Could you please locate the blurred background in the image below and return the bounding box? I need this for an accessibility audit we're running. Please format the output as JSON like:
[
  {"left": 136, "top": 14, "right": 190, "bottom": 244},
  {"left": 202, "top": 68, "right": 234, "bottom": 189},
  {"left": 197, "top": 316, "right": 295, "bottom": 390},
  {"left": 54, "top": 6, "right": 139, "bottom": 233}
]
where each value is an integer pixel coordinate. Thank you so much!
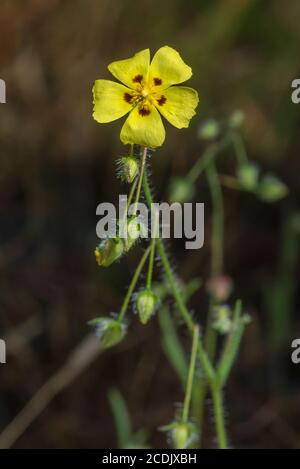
[{"left": 0, "top": 0, "right": 300, "bottom": 449}]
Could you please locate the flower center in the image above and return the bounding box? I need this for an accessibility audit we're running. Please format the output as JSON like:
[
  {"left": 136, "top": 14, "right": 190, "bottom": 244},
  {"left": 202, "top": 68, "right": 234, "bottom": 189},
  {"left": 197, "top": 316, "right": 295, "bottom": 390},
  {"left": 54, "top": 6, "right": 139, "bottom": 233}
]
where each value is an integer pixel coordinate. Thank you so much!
[
  {"left": 123, "top": 75, "right": 167, "bottom": 116},
  {"left": 141, "top": 88, "right": 149, "bottom": 98}
]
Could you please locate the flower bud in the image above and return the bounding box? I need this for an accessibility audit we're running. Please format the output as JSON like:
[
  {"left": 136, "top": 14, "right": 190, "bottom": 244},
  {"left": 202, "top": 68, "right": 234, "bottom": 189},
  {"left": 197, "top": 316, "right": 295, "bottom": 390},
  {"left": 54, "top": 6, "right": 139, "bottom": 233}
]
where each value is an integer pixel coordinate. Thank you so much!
[
  {"left": 160, "top": 422, "right": 198, "bottom": 449},
  {"left": 89, "top": 317, "right": 126, "bottom": 349},
  {"left": 212, "top": 305, "right": 232, "bottom": 334},
  {"left": 126, "top": 216, "right": 147, "bottom": 250},
  {"left": 198, "top": 119, "right": 220, "bottom": 140},
  {"left": 237, "top": 163, "right": 259, "bottom": 191},
  {"left": 228, "top": 110, "right": 245, "bottom": 129},
  {"left": 95, "top": 237, "right": 124, "bottom": 267},
  {"left": 136, "top": 289, "right": 158, "bottom": 324},
  {"left": 257, "top": 174, "right": 288, "bottom": 202},
  {"left": 118, "top": 156, "right": 139, "bottom": 183},
  {"left": 168, "top": 177, "right": 195, "bottom": 203},
  {"left": 206, "top": 275, "right": 233, "bottom": 303}
]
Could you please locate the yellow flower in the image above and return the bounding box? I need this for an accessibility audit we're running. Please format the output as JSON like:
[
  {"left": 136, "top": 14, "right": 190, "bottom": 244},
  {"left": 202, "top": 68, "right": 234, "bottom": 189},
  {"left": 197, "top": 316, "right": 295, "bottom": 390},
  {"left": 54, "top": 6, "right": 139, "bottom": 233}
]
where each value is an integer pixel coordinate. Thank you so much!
[{"left": 92, "top": 46, "right": 199, "bottom": 148}]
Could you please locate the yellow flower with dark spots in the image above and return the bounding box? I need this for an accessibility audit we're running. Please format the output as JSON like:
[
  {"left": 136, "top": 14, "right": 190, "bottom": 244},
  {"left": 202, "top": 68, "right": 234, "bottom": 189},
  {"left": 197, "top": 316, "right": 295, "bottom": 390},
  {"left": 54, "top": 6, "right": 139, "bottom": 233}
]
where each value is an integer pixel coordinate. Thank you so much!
[{"left": 92, "top": 46, "right": 199, "bottom": 148}]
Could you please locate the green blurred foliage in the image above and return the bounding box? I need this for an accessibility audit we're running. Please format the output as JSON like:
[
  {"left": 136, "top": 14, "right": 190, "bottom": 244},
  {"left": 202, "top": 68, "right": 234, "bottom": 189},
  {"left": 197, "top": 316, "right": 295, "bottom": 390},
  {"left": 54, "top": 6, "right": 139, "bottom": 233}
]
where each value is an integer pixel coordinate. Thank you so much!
[{"left": 0, "top": 0, "right": 300, "bottom": 449}]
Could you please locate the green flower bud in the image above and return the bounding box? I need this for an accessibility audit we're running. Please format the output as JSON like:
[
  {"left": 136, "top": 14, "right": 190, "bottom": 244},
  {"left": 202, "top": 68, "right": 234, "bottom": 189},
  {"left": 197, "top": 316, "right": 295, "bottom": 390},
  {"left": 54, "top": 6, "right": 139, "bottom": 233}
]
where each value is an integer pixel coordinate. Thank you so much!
[
  {"left": 198, "top": 119, "right": 220, "bottom": 140},
  {"left": 118, "top": 156, "right": 139, "bottom": 183},
  {"left": 228, "top": 110, "right": 245, "bottom": 129},
  {"left": 237, "top": 163, "right": 259, "bottom": 191},
  {"left": 126, "top": 216, "right": 147, "bottom": 250},
  {"left": 95, "top": 237, "right": 124, "bottom": 267},
  {"left": 168, "top": 177, "right": 195, "bottom": 203},
  {"left": 89, "top": 317, "right": 126, "bottom": 349},
  {"left": 160, "top": 422, "right": 198, "bottom": 449},
  {"left": 257, "top": 174, "right": 288, "bottom": 202},
  {"left": 212, "top": 305, "right": 232, "bottom": 334},
  {"left": 136, "top": 289, "right": 158, "bottom": 324}
]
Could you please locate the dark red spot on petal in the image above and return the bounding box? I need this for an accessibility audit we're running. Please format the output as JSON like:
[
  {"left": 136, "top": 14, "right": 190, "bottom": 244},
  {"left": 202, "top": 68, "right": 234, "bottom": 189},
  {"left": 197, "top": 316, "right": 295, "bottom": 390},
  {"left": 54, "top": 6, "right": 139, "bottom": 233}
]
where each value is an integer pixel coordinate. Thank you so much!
[
  {"left": 157, "top": 95, "right": 166, "bottom": 106},
  {"left": 154, "top": 77, "right": 162, "bottom": 86},
  {"left": 124, "top": 92, "right": 133, "bottom": 103},
  {"left": 133, "top": 74, "right": 143, "bottom": 83},
  {"left": 138, "top": 105, "right": 151, "bottom": 116}
]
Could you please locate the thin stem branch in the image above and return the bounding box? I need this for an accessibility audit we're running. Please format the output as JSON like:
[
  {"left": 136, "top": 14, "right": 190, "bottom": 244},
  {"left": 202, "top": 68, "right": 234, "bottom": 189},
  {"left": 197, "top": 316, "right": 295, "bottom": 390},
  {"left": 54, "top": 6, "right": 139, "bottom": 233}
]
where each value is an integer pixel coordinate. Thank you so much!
[
  {"left": 146, "top": 238, "right": 156, "bottom": 289},
  {"left": 156, "top": 238, "right": 194, "bottom": 331},
  {"left": 231, "top": 131, "right": 248, "bottom": 165},
  {"left": 206, "top": 160, "right": 224, "bottom": 278},
  {"left": 182, "top": 325, "right": 199, "bottom": 424},
  {"left": 127, "top": 177, "right": 138, "bottom": 209},
  {"left": 117, "top": 246, "right": 151, "bottom": 322},
  {"left": 187, "top": 137, "right": 231, "bottom": 184},
  {"left": 132, "top": 146, "right": 147, "bottom": 215},
  {"left": 217, "top": 300, "right": 245, "bottom": 386},
  {"left": 120, "top": 178, "right": 138, "bottom": 247},
  {"left": 211, "top": 385, "right": 228, "bottom": 449}
]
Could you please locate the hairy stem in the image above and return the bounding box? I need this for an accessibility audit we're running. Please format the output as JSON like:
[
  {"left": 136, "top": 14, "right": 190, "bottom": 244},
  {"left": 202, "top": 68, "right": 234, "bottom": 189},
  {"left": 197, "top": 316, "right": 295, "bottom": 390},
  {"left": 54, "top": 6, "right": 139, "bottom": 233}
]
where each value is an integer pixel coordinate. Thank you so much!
[
  {"left": 142, "top": 155, "right": 216, "bottom": 383},
  {"left": 146, "top": 238, "right": 156, "bottom": 289},
  {"left": 211, "top": 384, "right": 228, "bottom": 449},
  {"left": 141, "top": 146, "right": 229, "bottom": 449},
  {"left": 118, "top": 246, "right": 151, "bottom": 322},
  {"left": 182, "top": 325, "right": 199, "bottom": 424},
  {"left": 132, "top": 146, "right": 147, "bottom": 215}
]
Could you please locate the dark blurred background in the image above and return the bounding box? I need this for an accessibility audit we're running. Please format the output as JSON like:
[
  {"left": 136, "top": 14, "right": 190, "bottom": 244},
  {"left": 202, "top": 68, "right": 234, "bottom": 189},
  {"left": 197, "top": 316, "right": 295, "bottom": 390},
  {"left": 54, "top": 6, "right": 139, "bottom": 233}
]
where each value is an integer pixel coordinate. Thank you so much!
[{"left": 0, "top": 0, "right": 300, "bottom": 449}]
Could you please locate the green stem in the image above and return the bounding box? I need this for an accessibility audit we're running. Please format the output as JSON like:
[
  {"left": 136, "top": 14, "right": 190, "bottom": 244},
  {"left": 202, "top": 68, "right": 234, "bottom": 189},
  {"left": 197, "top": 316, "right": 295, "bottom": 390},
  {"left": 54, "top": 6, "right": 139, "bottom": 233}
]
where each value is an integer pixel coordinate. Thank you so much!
[
  {"left": 211, "top": 385, "right": 227, "bottom": 449},
  {"left": 231, "top": 131, "right": 248, "bottom": 165},
  {"left": 120, "top": 177, "right": 138, "bottom": 246},
  {"left": 182, "top": 325, "right": 199, "bottom": 424},
  {"left": 142, "top": 160, "right": 215, "bottom": 382},
  {"left": 187, "top": 138, "right": 230, "bottom": 184},
  {"left": 146, "top": 238, "right": 156, "bottom": 289},
  {"left": 127, "top": 177, "right": 138, "bottom": 209},
  {"left": 206, "top": 160, "right": 224, "bottom": 278},
  {"left": 156, "top": 238, "right": 194, "bottom": 331},
  {"left": 141, "top": 147, "right": 228, "bottom": 449},
  {"left": 217, "top": 300, "right": 245, "bottom": 386},
  {"left": 143, "top": 163, "right": 194, "bottom": 330},
  {"left": 132, "top": 146, "right": 147, "bottom": 215},
  {"left": 117, "top": 246, "right": 151, "bottom": 322},
  {"left": 158, "top": 306, "right": 188, "bottom": 386},
  {"left": 197, "top": 158, "right": 225, "bottom": 441},
  {"left": 204, "top": 159, "right": 224, "bottom": 362}
]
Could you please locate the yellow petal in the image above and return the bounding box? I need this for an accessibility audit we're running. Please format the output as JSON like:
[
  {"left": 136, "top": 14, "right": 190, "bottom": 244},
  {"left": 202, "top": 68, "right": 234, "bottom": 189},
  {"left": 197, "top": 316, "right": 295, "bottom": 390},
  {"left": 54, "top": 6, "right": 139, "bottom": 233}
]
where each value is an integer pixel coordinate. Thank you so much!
[
  {"left": 93, "top": 79, "right": 132, "bottom": 123},
  {"left": 120, "top": 104, "right": 165, "bottom": 148},
  {"left": 108, "top": 49, "right": 150, "bottom": 89},
  {"left": 149, "top": 46, "right": 192, "bottom": 89},
  {"left": 155, "top": 86, "right": 199, "bottom": 129}
]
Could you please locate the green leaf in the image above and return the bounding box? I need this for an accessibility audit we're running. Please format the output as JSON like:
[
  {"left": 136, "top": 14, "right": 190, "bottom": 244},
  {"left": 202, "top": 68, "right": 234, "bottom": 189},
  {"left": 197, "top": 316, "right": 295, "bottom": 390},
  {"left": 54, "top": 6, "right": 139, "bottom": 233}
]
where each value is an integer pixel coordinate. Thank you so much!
[{"left": 108, "top": 388, "right": 132, "bottom": 448}]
